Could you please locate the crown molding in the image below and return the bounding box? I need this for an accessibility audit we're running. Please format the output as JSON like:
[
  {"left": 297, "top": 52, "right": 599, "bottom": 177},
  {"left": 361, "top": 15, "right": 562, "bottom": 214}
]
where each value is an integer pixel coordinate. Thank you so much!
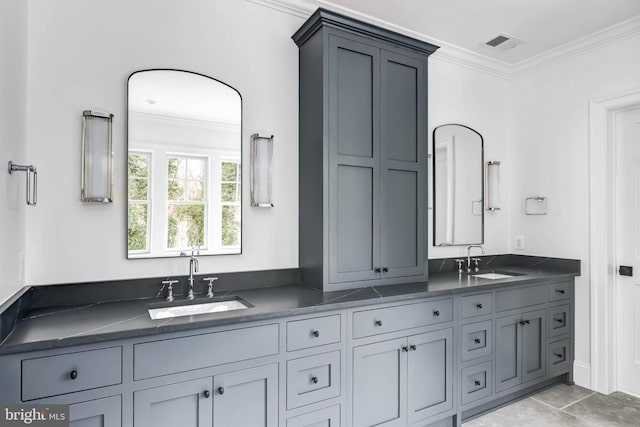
[
  {"left": 245, "top": 0, "right": 315, "bottom": 18},
  {"left": 246, "top": 0, "right": 640, "bottom": 80}
]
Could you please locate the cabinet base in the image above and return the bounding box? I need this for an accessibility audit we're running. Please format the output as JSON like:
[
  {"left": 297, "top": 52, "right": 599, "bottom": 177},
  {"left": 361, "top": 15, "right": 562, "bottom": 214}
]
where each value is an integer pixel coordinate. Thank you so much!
[{"left": 461, "top": 376, "right": 566, "bottom": 422}]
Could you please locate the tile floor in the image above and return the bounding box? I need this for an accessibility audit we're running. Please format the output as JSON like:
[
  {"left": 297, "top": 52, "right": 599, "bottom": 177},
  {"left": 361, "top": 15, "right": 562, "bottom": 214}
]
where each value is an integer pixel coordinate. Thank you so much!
[{"left": 463, "top": 384, "right": 640, "bottom": 426}]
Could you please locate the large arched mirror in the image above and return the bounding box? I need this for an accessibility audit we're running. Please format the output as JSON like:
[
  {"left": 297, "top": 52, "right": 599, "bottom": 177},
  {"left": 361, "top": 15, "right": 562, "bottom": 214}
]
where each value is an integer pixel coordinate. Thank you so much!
[
  {"left": 432, "top": 124, "right": 483, "bottom": 246},
  {"left": 127, "top": 70, "right": 242, "bottom": 258}
]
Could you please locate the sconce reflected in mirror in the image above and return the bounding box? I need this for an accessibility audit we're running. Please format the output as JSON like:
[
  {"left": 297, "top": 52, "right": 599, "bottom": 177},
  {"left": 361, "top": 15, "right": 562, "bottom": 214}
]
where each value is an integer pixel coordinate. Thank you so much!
[
  {"left": 250, "top": 134, "right": 274, "bottom": 207},
  {"left": 81, "top": 110, "right": 114, "bottom": 202},
  {"left": 432, "top": 124, "right": 483, "bottom": 246},
  {"left": 485, "top": 160, "right": 501, "bottom": 211}
]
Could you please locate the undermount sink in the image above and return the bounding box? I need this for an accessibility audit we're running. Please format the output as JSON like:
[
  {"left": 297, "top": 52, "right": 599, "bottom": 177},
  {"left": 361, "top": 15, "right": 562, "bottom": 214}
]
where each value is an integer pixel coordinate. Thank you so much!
[
  {"left": 148, "top": 297, "right": 252, "bottom": 320},
  {"left": 472, "top": 272, "right": 520, "bottom": 280}
]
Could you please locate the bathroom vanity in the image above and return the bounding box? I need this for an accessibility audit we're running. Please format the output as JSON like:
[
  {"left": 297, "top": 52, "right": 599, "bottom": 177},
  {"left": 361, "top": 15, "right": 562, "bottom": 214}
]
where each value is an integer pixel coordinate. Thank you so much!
[{"left": 0, "top": 256, "right": 579, "bottom": 427}]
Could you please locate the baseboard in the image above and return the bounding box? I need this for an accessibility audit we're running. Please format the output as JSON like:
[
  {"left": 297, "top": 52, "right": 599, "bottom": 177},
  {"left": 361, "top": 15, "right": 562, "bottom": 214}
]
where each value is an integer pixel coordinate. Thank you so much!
[{"left": 573, "top": 360, "right": 591, "bottom": 389}]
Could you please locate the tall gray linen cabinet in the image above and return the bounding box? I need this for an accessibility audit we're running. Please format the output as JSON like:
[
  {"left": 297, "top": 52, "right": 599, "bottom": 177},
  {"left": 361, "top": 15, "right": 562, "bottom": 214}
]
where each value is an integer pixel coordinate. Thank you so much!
[{"left": 293, "top": 9, "right": 439, "bottom": 291}]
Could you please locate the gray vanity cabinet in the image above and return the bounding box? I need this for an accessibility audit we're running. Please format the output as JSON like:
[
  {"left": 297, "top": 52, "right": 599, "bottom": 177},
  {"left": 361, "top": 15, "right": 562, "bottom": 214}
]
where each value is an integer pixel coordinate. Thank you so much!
[
  {"left": 134, "top": 377, "right": 213, "bottom": 427},
  {"left": 294, "top": 8, "right": 437, "bottom": 291},
  {"left": 495, "top": 309, "right": 546, "bottom": 392},
  {"left": 70, "top": 395, "right": 122, "bottom": 427},
  {"left": 134, "top": 364, "right": 278, "bottom": 427},
  {"left": 352, "top": 329, "right": 453, "bottom": 427},
  {"left": 213, "top": 364, "right": 279, "bottom": 427},
  {"left": 352, "top": 337, "right": 406, "bottom": 427}
]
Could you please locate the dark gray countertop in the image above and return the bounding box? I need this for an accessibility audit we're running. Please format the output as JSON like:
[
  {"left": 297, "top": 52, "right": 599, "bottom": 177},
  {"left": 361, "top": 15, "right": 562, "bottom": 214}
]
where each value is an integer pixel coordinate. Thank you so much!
[{"left": 0, "top": 258, "right": 579, "bottom": 355}]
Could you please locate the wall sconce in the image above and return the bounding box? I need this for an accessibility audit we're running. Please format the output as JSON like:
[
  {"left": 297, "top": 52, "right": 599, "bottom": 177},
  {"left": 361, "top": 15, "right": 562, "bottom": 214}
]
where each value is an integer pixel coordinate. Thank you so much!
[
  {"left": 485, "top": 160, "right": 501, "bottom": 211},
  {"left": 81, "top": 110, "right": 114, "bottom": 202},
  {"left": 250, "top": 134, "right": 274, "bottom": 207}
]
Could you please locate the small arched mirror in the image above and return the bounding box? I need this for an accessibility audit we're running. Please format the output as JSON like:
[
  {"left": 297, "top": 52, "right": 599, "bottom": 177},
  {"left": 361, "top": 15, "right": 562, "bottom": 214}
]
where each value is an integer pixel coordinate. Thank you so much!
[
  {"left": 127, "top": 70, "right": 242, "bottom": 258},
  {"left": 432, "top": 124, "right": 483, "bottom": 246}
]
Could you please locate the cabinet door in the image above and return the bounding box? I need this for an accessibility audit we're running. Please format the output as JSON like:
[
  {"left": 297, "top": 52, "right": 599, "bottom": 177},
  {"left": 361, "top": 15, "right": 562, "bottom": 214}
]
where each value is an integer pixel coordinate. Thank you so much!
[
  {"left": 406, "top": 329, "right": 453, "bottom": 424},
  {"left": 352, "top": 338, "right": 406, "bottom": 427},
  {"left": 522, "top": 309, "right": 547, "bottom": 383},
  {"left": 495, "top": 314, "right": 522, "bottom": 392},
  {"left": 70, "top": 395, "right": 121, "bottom": 427},
  {"left": 328, "top": 34, "right": 381, "bottom": 284},
  {"left": 213, "top": 364, "right": 278, "bottom": 427},
  {"left": 379, "top": 49, "right": 427, "bottom": 279},
  {"left": 134, "top": 378, "right": 213, "bottom": 427}
]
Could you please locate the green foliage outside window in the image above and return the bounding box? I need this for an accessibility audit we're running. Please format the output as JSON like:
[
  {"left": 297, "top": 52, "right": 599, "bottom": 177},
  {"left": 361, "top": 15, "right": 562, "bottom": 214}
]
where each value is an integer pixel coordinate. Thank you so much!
[
  {"left": 128, "top": 153, "right": 150, "bottom": 251},
  {"left": 221, "top": 161, "right": 241, "bottom": 247},
  {"left": 167, "top": 156, "right": 206, "bottom": 250}
]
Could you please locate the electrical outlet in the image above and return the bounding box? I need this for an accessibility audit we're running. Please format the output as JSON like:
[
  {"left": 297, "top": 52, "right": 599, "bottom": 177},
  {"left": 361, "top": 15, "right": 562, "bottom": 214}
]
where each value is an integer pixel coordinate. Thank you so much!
[{"left": 514, "top": 235, "right": 525, "bottom": 250}]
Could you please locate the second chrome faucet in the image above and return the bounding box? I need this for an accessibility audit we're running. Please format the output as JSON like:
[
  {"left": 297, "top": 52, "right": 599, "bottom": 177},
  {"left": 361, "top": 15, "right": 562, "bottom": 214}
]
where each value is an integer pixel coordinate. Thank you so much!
[{"left": 455, "top": 245, "right": 485, "bottom": 273}]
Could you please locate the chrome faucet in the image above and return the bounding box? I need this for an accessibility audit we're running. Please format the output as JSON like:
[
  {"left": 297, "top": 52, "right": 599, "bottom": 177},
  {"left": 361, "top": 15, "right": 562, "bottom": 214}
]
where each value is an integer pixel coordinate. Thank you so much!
[
  {"left": 466, "top": 245, "right": 485, "bottom": 272},
  {"left": 181, "top": 248, "right": 200, "bottom": 300}
]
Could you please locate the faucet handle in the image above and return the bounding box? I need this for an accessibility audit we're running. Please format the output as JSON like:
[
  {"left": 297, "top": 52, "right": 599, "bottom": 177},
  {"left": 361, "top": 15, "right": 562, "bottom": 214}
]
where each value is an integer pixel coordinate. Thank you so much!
[
  {"left": 162, "top": 280, "right": 179, "bottom": 302},
  {"left": 472, "top": 258, "right": 482, "bottom": 272},
  {"left": 203, "top": 277, "right": 218, "bottom": 298},
  {"left": 454, "top": 259, "right": 465, "bottom": 274}
]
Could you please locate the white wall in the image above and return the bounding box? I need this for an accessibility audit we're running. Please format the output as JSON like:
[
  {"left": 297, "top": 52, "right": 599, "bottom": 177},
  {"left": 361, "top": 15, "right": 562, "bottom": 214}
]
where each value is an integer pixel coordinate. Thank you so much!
[
  {"left": 0, "top": 0, "right": 28, "bottom": 305},
  {"left": 509, "top": 33, "right": 640, "bottom": 387},
  {"left": 24, "top": 0, "right": 302, "bottom": 285},
  {"left": 429, "top": 56, "right": 511, "bottom": 259},
  {"left": 18, "top": 0, "right": 512, "bottom": 287}
]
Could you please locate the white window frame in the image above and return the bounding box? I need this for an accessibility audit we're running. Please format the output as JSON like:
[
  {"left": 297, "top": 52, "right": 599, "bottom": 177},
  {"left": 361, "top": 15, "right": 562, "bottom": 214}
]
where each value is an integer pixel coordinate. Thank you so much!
[{"left": 127, "top": 150, "right": 153, "bottom": 254}]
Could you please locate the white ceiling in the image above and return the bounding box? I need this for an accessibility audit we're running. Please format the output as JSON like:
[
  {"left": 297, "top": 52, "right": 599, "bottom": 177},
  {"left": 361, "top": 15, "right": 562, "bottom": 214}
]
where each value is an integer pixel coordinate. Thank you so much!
[
  {"left": 129, "top": 70, "right": 241, "bottom": 124},
  {"left": 318, "top": 0, "right": 640, "bottom": 64}
]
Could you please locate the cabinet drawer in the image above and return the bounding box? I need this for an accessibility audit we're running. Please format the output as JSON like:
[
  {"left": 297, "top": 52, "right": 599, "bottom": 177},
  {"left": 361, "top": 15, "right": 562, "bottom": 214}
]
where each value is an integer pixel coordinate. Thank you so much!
[
  {"left": 461, "top": 320, "right": 492, "bottom": 362},
  {"left": 548, "top": 339, "right": 572, "bottom": 374},
  {"left": 286, "top": 351, "right": 341, "bottom": 409},
  {"left": 287, "top": 405, "right": 341, "bottom": 427},
  {"left": 496, "top": 285, "right": 546, "bottom": 312},
  {"left": 287, "top": 314, "right": 341, "bottom": 352},
  {"left": 460, "top": 293, "right": 493, "bottom": 318},
  {"left": 548, "top": 304, "right": 571, "bottom": 338},
  {"left": 461, "top": 361, "right": 493, "bottom": 405},
  {"left": 549, "top": 281, "right": 572, "bottom": 302},
  {"left": 134, "top": 324, "right": 279, "bottom": 380},
  {"left": 21, "top": 347, "right": 122, "bottom": 401},
  {"left": 353, "top": 299, "right": 453, "bottom": 339}
]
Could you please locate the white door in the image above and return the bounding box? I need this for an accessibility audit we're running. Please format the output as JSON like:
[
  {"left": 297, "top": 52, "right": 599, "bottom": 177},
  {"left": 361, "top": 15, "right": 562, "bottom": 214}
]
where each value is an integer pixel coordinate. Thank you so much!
[{"left": 615, "top": 106, "right": 640, "bottom": 397}]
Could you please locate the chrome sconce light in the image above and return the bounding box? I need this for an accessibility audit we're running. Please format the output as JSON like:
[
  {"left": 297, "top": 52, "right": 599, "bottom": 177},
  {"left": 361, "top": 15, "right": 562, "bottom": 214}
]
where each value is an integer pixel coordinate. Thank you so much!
[
  {"left": 81, "top": 110, "right": 114, "bottom": 202},
  {"left": 250, "top": 134, "right": 274, "bottom": 207},
  {"left": 485, "top": 160, "right": 501, "bottom": 211}
]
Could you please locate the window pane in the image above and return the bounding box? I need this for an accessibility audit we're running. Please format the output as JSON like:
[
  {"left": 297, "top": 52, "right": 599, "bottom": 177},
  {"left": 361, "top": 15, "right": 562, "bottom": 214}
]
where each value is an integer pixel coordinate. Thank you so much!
[
  {"left": 221, "top": 183, "right": 238, "bottom": 202},
  {"left": 167, "top": 204, "right": 205, "bottom": 249},
  {"left": 128, "top": 178, "right": 148, "bottom": 200},
  {"left": 188, "top": 181, "right": 204, "bottom": 201},
  {"left": 128, "top": 154, "right": 149, "bottom": 178},
  {"left": 221, "top": 162, "right": 238, "bottom": 182},
  {"left": 221, "top": 205, "right": 240, "bottom": 246},
  {"left": 168, "top": 157, "right": 185, "bottom": 180},
  {"left": 128, "top": 204, "right": 148, "bottom": 251},
  {"left": 187, "top": 158, "right": 205, "bottom": 181},
  {"left": 168, "top": 179, "right": 185, "bottom": 201}
]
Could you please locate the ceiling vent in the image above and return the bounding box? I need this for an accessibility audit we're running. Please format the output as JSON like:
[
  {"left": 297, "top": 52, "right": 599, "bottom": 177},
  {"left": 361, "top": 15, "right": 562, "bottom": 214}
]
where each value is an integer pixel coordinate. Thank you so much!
[{"left": 484, "top": 33, "right": 525, "bottom": 51}]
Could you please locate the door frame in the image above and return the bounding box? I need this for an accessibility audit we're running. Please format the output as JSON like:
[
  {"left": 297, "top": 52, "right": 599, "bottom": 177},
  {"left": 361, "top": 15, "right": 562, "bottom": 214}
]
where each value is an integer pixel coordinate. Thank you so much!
[{"left": 588, "top": 87, "right": 640, "bottom": 394}]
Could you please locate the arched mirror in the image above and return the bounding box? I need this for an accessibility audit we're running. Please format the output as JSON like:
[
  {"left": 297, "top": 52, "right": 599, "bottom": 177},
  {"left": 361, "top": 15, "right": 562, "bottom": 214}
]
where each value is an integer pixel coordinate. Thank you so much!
[
  {"left": 432, "top": 124, "right": 483, "bottom": 246},
  {"left": 127, "top": 70, "right": 242, "bottom": 258}
]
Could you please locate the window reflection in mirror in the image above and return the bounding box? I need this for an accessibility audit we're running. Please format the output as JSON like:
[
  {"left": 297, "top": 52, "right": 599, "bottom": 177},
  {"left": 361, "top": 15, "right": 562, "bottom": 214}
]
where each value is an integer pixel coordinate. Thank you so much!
[
  {"left": 432, "top": 124, "right": 483, "bottom": 246},
  {"left": 127, "top": 70, "right": 242, "bottom": 258}
]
